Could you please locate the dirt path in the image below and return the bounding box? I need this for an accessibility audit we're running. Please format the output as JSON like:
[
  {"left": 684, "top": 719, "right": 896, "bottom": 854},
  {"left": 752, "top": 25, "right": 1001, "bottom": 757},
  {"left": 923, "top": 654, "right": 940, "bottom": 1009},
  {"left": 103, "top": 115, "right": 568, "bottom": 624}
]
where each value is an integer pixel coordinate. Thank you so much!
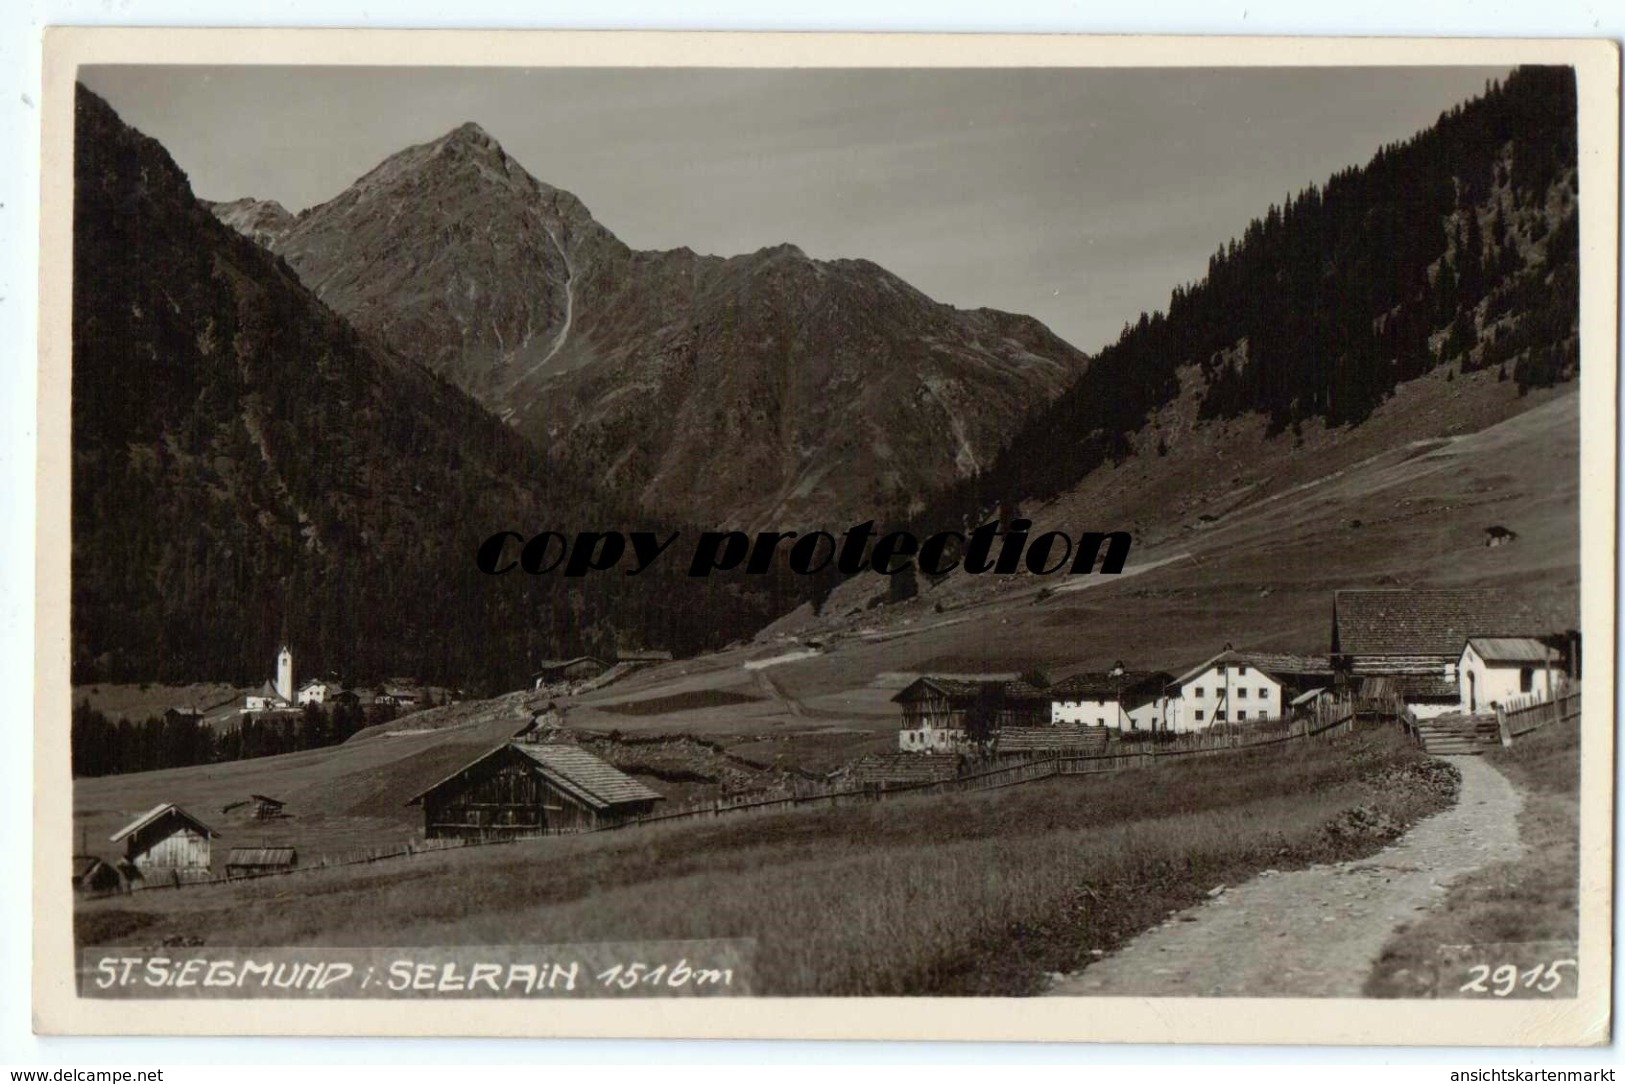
[
  {"left": 752, "top": 667, "right": 806, "bottom": 720},
  {"left": 1046, "top": 756, "right": 1524, "bottom": 998}
]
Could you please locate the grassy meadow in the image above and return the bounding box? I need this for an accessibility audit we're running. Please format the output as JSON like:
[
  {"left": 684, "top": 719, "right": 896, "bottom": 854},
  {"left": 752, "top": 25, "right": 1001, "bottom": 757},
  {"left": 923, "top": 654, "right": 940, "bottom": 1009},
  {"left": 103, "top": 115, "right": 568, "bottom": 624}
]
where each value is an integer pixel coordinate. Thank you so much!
[
  {"left": 79, "top": 727, "right": 1455, "bottom": 995},
  {"left": 1365, "top": 719, "right": 1580, "bottom": 997}
]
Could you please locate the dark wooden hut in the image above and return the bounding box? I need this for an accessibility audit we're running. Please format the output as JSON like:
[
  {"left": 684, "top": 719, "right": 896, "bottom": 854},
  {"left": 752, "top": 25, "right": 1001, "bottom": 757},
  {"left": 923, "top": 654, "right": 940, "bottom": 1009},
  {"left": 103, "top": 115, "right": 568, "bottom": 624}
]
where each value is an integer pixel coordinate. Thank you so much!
[
  {"left": 407, "top": 743, "right": 663, "bottom": 839},
  {"left": 72, "top": 855, "right": 123, "bottom": 895},
  {"left": 220, "top": 794, "right": 287, "bottom": 820}
]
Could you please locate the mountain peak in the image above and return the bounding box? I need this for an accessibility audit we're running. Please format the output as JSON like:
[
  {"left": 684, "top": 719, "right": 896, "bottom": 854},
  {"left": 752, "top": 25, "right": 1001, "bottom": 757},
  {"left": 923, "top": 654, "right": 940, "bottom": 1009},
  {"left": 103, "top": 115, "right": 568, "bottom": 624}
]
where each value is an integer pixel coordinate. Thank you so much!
[
  {"left": 757, "top": 242, "right": 807, "bottom": 261},
  {"left": 204, "top": 196, "right": 296, "bottom": 246},
  {"left": 440, "top": 120, "right": 498, "bottom": 150}
]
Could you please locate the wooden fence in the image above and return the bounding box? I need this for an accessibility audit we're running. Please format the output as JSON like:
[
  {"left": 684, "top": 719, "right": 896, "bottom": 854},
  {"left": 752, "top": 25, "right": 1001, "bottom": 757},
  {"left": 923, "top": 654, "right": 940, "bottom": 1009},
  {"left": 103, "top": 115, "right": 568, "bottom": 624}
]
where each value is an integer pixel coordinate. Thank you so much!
[
  {"left": 1498, "top": 688, "right": 1581, "bottom": 741},
  {"left": 599, "top": 708, "right": 1375, "bottom": 831}
]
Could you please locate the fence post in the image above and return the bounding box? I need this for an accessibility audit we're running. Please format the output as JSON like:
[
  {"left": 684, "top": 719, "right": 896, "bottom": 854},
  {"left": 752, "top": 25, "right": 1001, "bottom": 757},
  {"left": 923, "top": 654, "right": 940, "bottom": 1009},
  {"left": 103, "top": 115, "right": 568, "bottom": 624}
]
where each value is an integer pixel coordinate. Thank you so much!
[{"left": 1495, "top": 705, "right": 1511, "bottom": 747}]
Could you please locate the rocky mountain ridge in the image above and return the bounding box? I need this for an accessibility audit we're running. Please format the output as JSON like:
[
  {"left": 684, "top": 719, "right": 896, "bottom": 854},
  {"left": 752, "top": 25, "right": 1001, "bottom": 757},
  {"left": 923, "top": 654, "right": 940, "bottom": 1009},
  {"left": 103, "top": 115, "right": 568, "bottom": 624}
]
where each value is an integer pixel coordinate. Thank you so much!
[{"left": 214, "top": 123, "right": 1089, "bottom": 527}]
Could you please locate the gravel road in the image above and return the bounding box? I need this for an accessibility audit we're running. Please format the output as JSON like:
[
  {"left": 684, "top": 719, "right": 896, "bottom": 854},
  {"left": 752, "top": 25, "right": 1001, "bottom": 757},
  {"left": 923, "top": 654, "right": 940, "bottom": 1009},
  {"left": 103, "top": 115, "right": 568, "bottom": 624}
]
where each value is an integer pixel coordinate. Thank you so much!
[{"left": 1046, "top": 756, "right": 1524, "bottom": 997}]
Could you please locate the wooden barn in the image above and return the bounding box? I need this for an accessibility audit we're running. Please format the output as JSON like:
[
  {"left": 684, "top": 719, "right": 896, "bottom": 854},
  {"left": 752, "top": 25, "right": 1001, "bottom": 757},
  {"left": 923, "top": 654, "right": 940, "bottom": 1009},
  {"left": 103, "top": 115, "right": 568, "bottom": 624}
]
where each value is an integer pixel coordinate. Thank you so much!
[
  {"left": 1329, "top": 589, "right": 1538, "bottom": 719},
  {"left": 109, "top": 803, "right": 218, "bottom": 884},
  {"left": 893, "top": 677, "right": 1041, "bottom": 728},
  {"left": 408, "top": 743, "right": 664, "bottom": 838},
  {"left": 225, "top": 846, "right": 298, "bottom": 878},
  {"left": 893, "top": 675, "right": 1050, "bottom": 752}
]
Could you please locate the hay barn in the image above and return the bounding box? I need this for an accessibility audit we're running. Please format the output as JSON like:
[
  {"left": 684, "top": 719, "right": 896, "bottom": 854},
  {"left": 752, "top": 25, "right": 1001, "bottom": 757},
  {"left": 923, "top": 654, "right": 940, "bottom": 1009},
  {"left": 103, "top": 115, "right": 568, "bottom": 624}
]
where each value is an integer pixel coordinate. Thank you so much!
[
  {"left": 109, "top": 803, "right": 218, "bottom": 884},
  {"left": 408, "top": 743, "right": 664, "bottom": 838}
]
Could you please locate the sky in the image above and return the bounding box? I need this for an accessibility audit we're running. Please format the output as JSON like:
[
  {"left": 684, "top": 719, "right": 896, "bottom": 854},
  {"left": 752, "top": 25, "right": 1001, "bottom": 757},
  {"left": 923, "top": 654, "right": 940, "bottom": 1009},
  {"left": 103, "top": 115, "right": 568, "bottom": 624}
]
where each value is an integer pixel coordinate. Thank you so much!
[{"left": 80, "top": 64, "right": 1508, "bottom": 353}]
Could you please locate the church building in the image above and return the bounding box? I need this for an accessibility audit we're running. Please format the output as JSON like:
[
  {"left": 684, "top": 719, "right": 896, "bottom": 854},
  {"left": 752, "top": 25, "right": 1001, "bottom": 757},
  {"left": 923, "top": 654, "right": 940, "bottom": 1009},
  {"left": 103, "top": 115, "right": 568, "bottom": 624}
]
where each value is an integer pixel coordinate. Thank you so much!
[{"left": 244, "top": 644, "right": 297, "bottom": 713}]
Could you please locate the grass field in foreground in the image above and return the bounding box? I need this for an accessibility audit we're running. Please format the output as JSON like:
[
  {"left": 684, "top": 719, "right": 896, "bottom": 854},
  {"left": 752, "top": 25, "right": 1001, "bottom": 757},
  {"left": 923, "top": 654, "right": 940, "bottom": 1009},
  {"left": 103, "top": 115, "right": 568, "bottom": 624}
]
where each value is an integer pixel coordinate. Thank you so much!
[
  {"left": 1364, "top": 720, "right": 1580, "bottom": 998},
  {"left": 78, "top": 727, "right": 1455, "bottom": 995}
]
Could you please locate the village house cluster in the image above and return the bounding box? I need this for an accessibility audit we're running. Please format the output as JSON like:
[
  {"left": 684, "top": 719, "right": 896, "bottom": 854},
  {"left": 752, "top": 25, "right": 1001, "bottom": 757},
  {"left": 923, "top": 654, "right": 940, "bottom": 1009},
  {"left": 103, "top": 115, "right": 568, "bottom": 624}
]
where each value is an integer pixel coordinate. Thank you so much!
[
  {"left": 240, "top": 644, "right": 432, "bottom": 718},
  {"left": 892, "top": 588, "right": 1576, "bottom": 754},
  {"left": 75, "top": 588, "right": 1574, "bottom": 897}
]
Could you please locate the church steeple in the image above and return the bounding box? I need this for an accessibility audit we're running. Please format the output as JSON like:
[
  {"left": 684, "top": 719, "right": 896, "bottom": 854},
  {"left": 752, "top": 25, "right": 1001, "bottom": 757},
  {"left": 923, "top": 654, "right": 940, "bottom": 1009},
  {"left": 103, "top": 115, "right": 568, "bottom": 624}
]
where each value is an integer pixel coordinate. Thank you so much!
[
  {"left": 274, "top": 581, "right": 294, "bottom": 703},
  {"left": 276, "top": 644, "right": 294, "bottom": 704}
]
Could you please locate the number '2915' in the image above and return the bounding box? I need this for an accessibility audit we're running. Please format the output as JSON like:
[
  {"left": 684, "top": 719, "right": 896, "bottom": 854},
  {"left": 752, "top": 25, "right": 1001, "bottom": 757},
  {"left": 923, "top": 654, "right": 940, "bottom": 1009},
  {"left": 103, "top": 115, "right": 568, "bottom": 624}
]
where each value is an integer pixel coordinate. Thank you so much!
[{"left": 1459, "top": 958, "right": 1576, "bottom": 996}]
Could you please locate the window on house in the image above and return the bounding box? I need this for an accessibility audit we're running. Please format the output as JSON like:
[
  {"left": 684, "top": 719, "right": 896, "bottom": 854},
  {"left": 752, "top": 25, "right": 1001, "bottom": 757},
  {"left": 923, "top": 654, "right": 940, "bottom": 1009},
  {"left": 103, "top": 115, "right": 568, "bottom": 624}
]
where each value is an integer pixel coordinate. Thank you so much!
[
  {"left": 1237, "top": 710, "right": 1247, "bottom": 721},
  {"left": 1194, "top": 709, "right": 1204, "bottom": 721},
  {"left": 1520, "top": 667, "right": 1534, "bottom": 693},
  {"left": 1258, "top": 688, "right": 1268, "bottom": 699},
  {"left": 1216, "top": 710, "right": 1226, "bottom": 721},
  {"left": 1194, "top": 687, "right": 1204, "bottom": 698},
  {"left": 1237, "top": 688, "right": 1248, "bottom": 698}
]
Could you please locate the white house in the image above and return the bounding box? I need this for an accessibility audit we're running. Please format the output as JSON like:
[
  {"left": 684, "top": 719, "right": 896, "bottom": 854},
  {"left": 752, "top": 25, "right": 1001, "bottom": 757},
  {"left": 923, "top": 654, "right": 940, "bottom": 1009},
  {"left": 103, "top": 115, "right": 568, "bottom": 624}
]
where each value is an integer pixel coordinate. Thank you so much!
[
  {"left": 1164, "top": 650, "right": 1328, "bottom": 732},
  {"left": 1047, "top": 665, "right": 1171, "bottom": 731},
  {"left": 1458, "top": 637, "right": 1560, "bottom": 714}
]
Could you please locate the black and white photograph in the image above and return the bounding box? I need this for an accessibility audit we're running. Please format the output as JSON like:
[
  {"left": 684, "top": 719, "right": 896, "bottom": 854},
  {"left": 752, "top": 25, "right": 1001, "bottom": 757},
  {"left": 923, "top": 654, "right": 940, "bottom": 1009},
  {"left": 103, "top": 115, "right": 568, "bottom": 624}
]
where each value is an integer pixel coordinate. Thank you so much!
[{"left": 29, "top": 29, "right": 1618, "bottom": 1044}]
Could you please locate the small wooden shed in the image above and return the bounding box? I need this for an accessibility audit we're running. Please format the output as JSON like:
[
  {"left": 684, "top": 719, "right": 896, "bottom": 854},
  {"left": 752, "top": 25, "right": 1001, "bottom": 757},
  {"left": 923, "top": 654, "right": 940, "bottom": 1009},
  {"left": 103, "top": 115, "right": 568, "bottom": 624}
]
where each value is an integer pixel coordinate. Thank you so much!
[
  {"left": 109, "top": 803, "right": 218, "bottom": 884},
  {"left": 220, "top": 794, "right": 287, "bottom": 820}
]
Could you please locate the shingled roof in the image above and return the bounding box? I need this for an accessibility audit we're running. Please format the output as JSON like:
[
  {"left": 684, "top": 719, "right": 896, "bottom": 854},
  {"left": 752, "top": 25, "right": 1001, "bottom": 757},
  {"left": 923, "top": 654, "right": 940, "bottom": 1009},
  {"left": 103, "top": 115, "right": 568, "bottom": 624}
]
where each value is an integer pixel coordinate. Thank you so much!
[
  {"left": 1171, "top": 649, "right": 1333, "bottom": 687},
  {"left": 1049, "top": 670, "right": 1171, "bottom": 701},
  {"left": 994, "top": 726, "right": 1112, "bottom": 754},
  {"left": 840, "top": 754, "right": 962, "bottom": 787},
  {"left": 1332, "top": 589, "right": 1520, "bottom": 657},
  {"left": 225, "top": 847, "right": 297, "bottom": 868},
  {"left": 109, "top": 803, "right": 219, "bottom": 844},
  {"left": 407, "top": 743, "right": 664, "bottom": 810},
  {"left": 1467, "top": 637, "right": 1559, "bottom": 664},
  {"left": 891, "top": 675, "right": 1006, "bottom": 703},
  {"left": 1358, "top": 673, "right": 1459, "bottom": 700}
]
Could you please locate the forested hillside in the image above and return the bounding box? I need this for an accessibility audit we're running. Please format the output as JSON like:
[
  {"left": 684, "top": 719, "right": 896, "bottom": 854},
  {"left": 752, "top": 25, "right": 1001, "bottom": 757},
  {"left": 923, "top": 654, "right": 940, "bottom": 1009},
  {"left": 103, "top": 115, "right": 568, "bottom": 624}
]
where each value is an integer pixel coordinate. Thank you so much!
[{"left": 927, "top": 66, "right": 1579, "bottom": 518}]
